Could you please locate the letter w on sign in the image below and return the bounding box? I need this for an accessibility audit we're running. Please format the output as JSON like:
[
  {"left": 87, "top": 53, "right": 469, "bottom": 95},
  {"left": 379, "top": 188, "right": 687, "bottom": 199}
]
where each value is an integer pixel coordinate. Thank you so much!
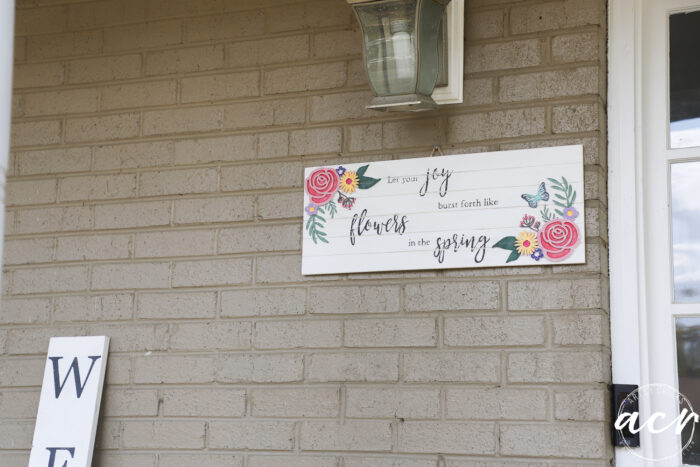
[{"left": 29, "top": 336, "right": 109, "bottom": 467}]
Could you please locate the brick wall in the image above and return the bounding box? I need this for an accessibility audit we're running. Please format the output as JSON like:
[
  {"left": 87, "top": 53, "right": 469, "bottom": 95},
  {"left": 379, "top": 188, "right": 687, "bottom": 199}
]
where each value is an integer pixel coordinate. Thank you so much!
[{"left": 2, "top": 0, "right": 611, "bottom": 465}]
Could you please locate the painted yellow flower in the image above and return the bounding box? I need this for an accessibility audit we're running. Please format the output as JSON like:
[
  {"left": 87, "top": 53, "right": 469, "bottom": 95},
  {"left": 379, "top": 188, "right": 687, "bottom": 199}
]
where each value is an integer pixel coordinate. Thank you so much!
[
  {"left": 515, "top": 230, "right": 538, "bottom": 256},
  {"left": 339, "top": 171, "right": 359, "bottom": 193}
]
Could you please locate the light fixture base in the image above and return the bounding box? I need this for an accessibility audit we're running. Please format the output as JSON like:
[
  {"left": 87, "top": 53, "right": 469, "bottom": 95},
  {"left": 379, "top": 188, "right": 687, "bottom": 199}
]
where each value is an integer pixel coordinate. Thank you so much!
[{"left": 367, "top": 93, "right": 438, "bottom": 112}]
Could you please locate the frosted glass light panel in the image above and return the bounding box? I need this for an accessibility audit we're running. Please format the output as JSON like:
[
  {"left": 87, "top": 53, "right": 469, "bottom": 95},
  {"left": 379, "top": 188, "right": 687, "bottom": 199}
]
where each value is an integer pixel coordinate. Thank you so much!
[
  {"left": 670, "top": 11, "right": 700, "bottom": 148},
  {"left": 671, "top": 161, "right": 700, "bottom": 302},
  {"left": 675, "top": 317, "right": 700, "bottom": 465}
]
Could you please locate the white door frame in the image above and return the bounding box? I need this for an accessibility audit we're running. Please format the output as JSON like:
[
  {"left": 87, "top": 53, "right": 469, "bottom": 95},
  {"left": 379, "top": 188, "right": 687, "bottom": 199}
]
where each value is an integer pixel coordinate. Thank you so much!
[{"left": 609, "top": 0, "right": 700, "bottom": 464}]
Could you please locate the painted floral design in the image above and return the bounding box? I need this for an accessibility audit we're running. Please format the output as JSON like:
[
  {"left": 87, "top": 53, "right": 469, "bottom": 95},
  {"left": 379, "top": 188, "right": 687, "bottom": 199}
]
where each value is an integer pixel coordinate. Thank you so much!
[
  {"left": 493, "top": 176, "right": 581, "bottom": 263},
  {"left": 304, "top": 164, "right": 380, "bottom": 244}
]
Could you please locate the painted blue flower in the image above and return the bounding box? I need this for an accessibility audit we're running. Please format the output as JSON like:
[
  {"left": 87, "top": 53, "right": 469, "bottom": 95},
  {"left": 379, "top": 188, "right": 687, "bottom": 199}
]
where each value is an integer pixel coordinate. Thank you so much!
[
  {"left": 562, "top": 206, "right": 579, "bottom": 220},
  {"left": 305, "top": 203, "right": 319, "bottom": 216},
  {"left": 531, "top": 248, "right": 544, "bottom": 261},
  {"left": 336, "top": 166, "right": 346, "bottom": 176}
]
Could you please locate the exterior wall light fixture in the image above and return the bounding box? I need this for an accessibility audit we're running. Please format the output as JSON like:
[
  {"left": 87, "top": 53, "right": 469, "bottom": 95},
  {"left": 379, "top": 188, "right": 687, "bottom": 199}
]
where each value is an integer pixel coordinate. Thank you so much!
[{"left": 348, "top": 0, "right": 464, "bottom": 112}]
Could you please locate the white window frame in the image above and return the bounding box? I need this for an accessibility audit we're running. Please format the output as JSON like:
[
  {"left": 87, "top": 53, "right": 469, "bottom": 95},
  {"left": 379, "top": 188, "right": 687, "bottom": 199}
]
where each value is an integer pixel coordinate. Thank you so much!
[{"left": 431, "top": 0, "right": 464, "bottom": 105}]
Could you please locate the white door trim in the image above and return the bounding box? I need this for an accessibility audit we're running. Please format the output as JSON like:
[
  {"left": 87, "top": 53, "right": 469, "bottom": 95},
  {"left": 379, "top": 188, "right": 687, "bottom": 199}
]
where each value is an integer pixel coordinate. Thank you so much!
[{"left": 608, "top": 0, "right": 656, "bottom": 464}]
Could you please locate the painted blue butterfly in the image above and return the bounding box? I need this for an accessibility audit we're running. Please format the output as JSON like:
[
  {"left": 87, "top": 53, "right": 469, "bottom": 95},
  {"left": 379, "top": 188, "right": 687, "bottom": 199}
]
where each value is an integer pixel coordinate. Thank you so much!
[{"left": 521, "top": 182, "right": 549, "bottom": 208}]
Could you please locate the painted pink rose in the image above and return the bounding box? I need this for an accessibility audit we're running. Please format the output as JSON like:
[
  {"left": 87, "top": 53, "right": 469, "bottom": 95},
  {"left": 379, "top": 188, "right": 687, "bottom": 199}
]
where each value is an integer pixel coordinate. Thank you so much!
[
  {"left": 306, "top": 168, "right": 340, "bottom": 205},
  {"left": 538, "top": 219, "right": 580, "bottom": 261}
]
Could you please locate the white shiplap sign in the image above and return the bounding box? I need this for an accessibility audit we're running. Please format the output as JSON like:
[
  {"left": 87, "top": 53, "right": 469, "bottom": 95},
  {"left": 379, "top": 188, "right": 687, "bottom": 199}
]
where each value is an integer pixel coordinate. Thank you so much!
[
  {"left": 29, "top": 336, "right": 109, "bottom": 467},
  {"left": 302, "top": 145, "right": 585, "bottom": 275}
]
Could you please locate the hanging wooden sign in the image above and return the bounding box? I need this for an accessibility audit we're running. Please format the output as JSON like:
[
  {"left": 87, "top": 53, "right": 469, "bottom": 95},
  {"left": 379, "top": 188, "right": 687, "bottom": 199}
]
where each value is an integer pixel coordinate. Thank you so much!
[
  {"left": 302, "top": 145, "right": 585, "bottom": 275},
  {"left": 29, "top": 336, "right": 109, "bottom": 467}
]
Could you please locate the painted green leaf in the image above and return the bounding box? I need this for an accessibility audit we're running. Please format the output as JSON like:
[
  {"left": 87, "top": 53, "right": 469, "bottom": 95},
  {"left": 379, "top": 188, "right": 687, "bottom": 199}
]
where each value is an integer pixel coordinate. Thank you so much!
[
  {"left": 358, "top": 176, "right": 381, "bottom": 189},
  {"left": 356, "top": 164, "right": 369, "bottom": 177},
  {"left": 570, "top": 191, "right": 576, "bottom": 205},
  {"left": 493, "top": 236, "right": 517, "bottom": 250},
  {"left": 506, "top": 250, "right": 521, "bottom": 263},
  {"left": 555, "top": 209, "right": 564, "bottom": 216}
]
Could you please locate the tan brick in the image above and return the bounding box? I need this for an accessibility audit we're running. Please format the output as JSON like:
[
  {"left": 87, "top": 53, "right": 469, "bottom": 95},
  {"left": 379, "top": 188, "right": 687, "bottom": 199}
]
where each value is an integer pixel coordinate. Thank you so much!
[
  {"left": 500, "top": 422, "right": 605, "bottom": 458},
  {"left": 446, "top": 387, "right": 548, "bottom": 420},
  {"left": 103, "top": 389, "right": 158, "bottom": 417},
  {"left": 68, "top": 54, "right": 141, "bottom": 84},
  {"left": 553, "top": 103, "right": 600, "bottom": 133},
  {"left": 139, "top": 167, "right": 218, "bottom": 196},
  {"left": 510, "top": 0, "right": 601, "bottom": 35},
  {"left": 181, "top": 71, "right": 260, "bottom": 103},
  {"left": 249, "top": 456, "right": 336, "bottom": 467},
  {"left": 27, "top": 30, "right": 102, "bottom": 60},
  {"left": 54, "top": 294, "right": 133, "bottom": 322},
  {"left": 447, "top": 108, "right": 546, "bottom": 143},
  {"left": 11, "top": 120, "right": 62, "bottom": 147},
  {"left": 12, "top": 265, "right": 88, "bottom": 294},
  {"left": 122, "top": 421, "right": 205, "bottom": 449},
  {"left": 310, "top": 90, "right": 375, "bottom": 122},
  {"left": 67, "top": 0, "right": 145, "bottom": 29},
  {"left": 403, "top": 351, "right": 500, "bottom": 383},
  {"left": 59, "top": 174, "right": 137, "bottom": 201},
  {"left": 405, "top": 282, "right": 500, "bottom": 312},
  {"left": 216, "top": 353, "right": 303, "bottom": 383},
  {"left": 0, "top": 421, "right": 34, "bottom": 449},
  {"left": 94, "top": 200, "right": 171, "bottom": 229},
  {"left": 382, "top": 119, "right": 443, "bottom": 149},
  {"left": 94, "top": 141, "right": 173, "bottom": 170},
  {"left": 146, "top": 44, "right": 224, "bottom": 75},
  {"left": 310, "top": 285, "right": 400, "bottom": 314},
  {"left": 104, "top": 20, "right": 182, "bottom": 52},
  {"left": 228, "top": 35, "right": 310, "bottom": 67},
  {"left": 344, "top": 458, "right": 435, "bottom": 467},
  {"left": 24, "top": 88, "right": 99, "bottom": 116},
  {"left": 0, "top": 389, "right": 40, "bottom": 418},
  {"left": 17, "top": 147, "right": 92, "bottom": 175},
  {"left": 134, "top": 354, "right": 215, "bottom": 383},
  {"left": 466, "top": 9, "right": 505, "bottom": 40},
  {"left": 307, "top": 352, "right": 398, "bottom": 382},
  {"left": 264, "top": 62, "right": 346, "bottom": 94},
  {"left": 143, "top": 106, "right": 223, "bottom": 136},
  {"left": 6, "top": 179, "right": 56, "bottom": 206},
  {"left": 221, "top": 288, "right": 306, "bottom": 318},
  {"left": 135, "top": 230, "right": 214, "bottom": 257},
  {"left": 174, "top": 134, "right": 256, "bottom": 165},
  {"left": 88, "top": 322, "right": 168, "bottom": 352},
  {"left": 258, "top": 192, "right": 304, "bottom": 220},
  {"left": 143, "top": 0, "right": 228, "bottom": 19},
  {"left": 101, "top": 80, "right": 177, "bottom": 110},
  {"left": 92, "top": 262, "right": 170, "bottom": 290},
  {"left": 94, "top": 419, "right": 121, "bottom": 449},
  {"left": 466, "top": 39, "right": 544, "bottom": 73},
  {"left": 65, "top": 113, "right": 140, "bottom": 143},
  {"left": 258, "top": 131, "right": 289, "bottom": 158},
  {"left": 301, "top": 421, "right": 391, "bottom": 452},
  {"left": 0, "top": 357, "right": 45, "bottom": 387},
  {"left": 348, "top": 123, "right": 382, "bottom": 152},
  {"left": 444, "top": 316, "right": 545, "bottom": 346},
  {"left": 137, "top": 292, "right": 215, "bottom": 319},
  {"left": 223, "top": 98, "right": 306, "bottom": 130},
  {"left": 14, "top": 36, "right": 26, "bottom": 62},
  {"left": 0, "top": 298, "right": 51, "bottom": 324},
  {"left": 313, "top": 29, "right": 362, "bottom": 58},
  {"left": 173, "top": 195, "right": 255, "bottom": 225},
  {"left": 221, "top": 161, "right": 302, "bottom": 191},
  {"left": 554, "top": 388, "right": 606, "bottom": 421},
  {"left": 13, "top": 62, "right": 64, "bottom": 89},
  {"left": 209, "top": 420, "right": 295, "bottom": 450},
  {"left": 159, "top": 454, "right": 242, "bottom": 467},
  {"left": 290, "top": 127, "right": 342, "bottom": 155},
  {"left": 267, "top": 1, "right": 353, "bottom": 32},
  {"left": 257, "top": 255, "right": 341, "bottom": 284},
  {"left": 345, "top": 318, "right": 436, "bottom": 347},
  {"left": 3, "top": 238, "right": 54, "bottom": 265},
  {"left": 252, "top": 387, "right": 340, "bottom": 418},
  {"left": 16, "top": 205, "right": 92, "bottom": 234},
  {"left": 507, "top": 351, "right": 607, "bottom": 383},
  {"left": 172, "top": 258, "right": 252, "bottom": 287},
  {"left": 553, "top": 313, "right": 606, "bottom": 345},
  {"left": 218, "top": 224, "right": 300, "bottom": 254},
  {"left": 169, "top": 322, "right": 252, "bottom": 351},
  {"left": 16, "top": 6, "right": 68, "bottom": 36},
  {"left": 346, "top": 387, "right": 440, "bottom": 419},
  {"left": 508, "top": 279, "right": 601, "bottom": 310},
  {"left": 185, "top": 10, "right": 264, "bottom": 42},
  {"left": 499, "top": 67, "right": 598, "bottom": 103},
  {"left": 95, "top": 454, "right": 155, "bottom": 467},
  {"left": 56, "top": 234, "right": 131, "bottom": 261},
  {"left": 254, "top": 319, "right": 341, "bottom": 349},
  {"left": 163, "top": 388, "right": 246, "bottom": 417},
  {"left": 464, "top": 78, "right": 494, "bottom": 106},
  {"left": 552, "top": 32, "right": 599, "bottom": 63},
  {"left": 398, "top": 422, "right": 496, "bottom": 455}
]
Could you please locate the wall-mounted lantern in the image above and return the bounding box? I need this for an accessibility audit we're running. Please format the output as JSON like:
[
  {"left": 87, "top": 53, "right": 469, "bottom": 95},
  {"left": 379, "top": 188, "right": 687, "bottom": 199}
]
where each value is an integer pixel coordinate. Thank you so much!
[{"left": 348, "top": 0, "right": 463, "bottom": 112}]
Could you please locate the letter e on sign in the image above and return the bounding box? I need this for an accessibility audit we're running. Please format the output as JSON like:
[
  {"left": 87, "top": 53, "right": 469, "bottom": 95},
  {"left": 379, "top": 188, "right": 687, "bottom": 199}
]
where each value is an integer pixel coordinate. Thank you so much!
[{"left": 29, "top": 336, "right": 109, "bottom": 467}]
